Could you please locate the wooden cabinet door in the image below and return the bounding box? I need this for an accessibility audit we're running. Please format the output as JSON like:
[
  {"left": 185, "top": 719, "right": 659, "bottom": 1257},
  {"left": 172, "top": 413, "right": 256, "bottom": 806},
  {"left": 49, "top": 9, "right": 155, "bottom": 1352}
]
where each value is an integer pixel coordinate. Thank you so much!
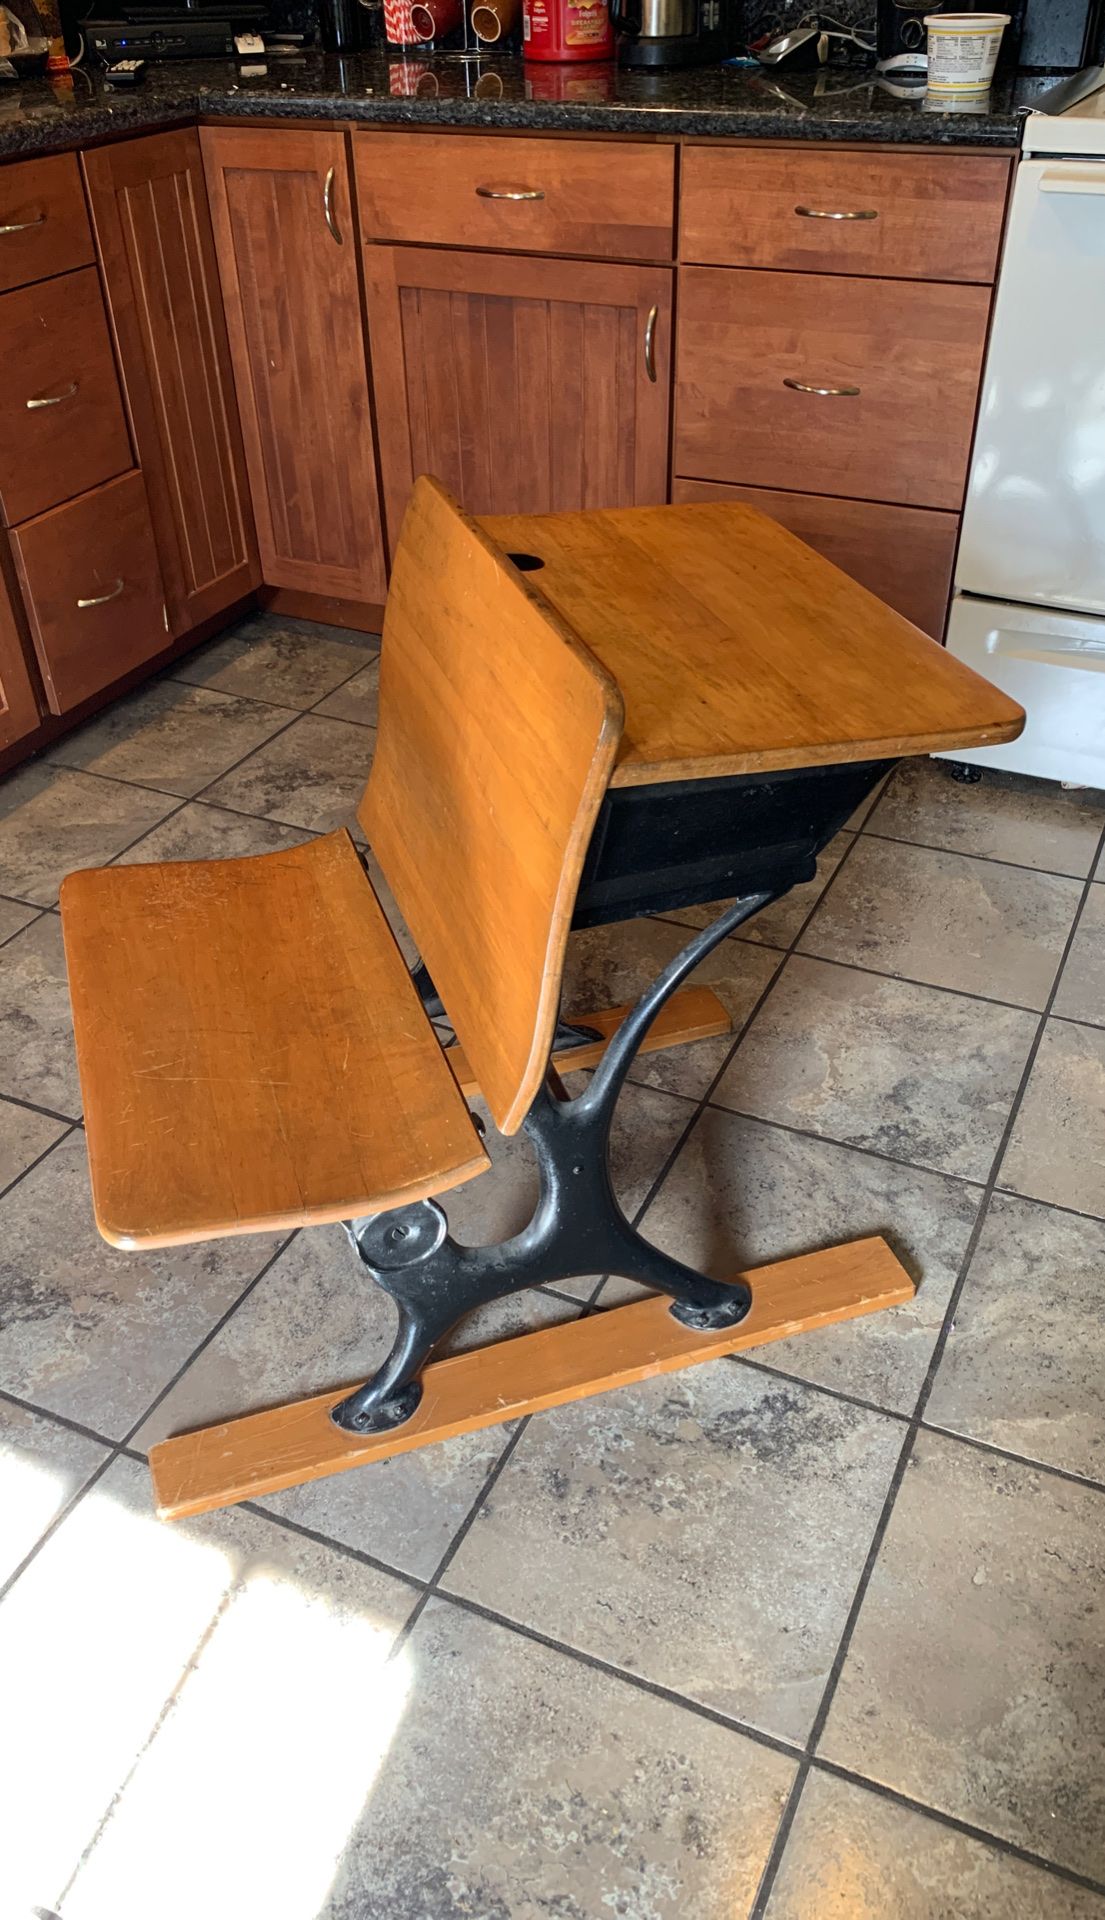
[
  {"left": 201, "top": 127, "right": 387, "bottom": 605},
  {"left": 363, "top": 247, "right": 671, "bottom": 553},
  {"left": 84, "top": 130, "right": 261, "bottom": 637},
  {"left": 0, "top": 559, "right": 41, "bottom": 752}
]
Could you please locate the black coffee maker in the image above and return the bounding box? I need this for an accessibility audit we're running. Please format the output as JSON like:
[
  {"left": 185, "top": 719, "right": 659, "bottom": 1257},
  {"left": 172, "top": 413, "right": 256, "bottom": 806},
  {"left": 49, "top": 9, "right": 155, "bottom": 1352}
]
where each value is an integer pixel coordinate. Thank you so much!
[
  {"left": 876, "top": 0, "right": 950, "bottom": 67},
  {"left": 614, "top": 0, "right": 736, "bottom": 67}
]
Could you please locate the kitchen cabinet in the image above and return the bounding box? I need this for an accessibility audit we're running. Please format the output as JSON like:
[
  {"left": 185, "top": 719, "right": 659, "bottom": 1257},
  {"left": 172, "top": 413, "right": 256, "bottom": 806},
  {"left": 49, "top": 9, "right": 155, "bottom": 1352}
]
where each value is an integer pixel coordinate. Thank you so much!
[
  {"left": 12, "top": 471, "right": 168, "bottom": 715},
  {"left": 0, "top": 153, "right": 94, "bottom": 295},
  {"left": 0, "top": 560, "right": 40, "bottom": 752},
  {"left": 672, "top": 479, "right": 959, "bottom": 639},
  {"left": 84, "top": 129, "right": 261, "bottom": 637},
  {"left": 364, "top": 246, "right": 671, "bottom": 550},
  {"left": 201, "top": 126, "right": 387, "bottom": 604}
]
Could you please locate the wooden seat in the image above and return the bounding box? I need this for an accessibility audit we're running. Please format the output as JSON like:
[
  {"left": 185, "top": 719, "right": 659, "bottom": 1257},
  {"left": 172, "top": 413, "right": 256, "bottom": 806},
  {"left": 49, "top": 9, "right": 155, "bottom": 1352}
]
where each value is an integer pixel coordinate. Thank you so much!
[{"left": 61, "top": 830, "right": 491, "bottom": 1249}]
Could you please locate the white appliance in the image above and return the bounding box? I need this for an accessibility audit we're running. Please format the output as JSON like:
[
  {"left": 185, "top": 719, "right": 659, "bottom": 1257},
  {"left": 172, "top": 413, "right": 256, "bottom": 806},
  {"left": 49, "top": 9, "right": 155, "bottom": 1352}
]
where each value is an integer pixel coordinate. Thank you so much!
[{"left": 942, "top": 74, "right": 1105, "bottom": 782}]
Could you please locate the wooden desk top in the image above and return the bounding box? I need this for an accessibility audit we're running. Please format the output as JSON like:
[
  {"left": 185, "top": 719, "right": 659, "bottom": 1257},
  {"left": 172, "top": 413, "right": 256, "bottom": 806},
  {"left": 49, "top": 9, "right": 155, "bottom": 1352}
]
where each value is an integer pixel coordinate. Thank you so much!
[{"left": 480, "top": 503, "right": 1025, "bottom": 787}]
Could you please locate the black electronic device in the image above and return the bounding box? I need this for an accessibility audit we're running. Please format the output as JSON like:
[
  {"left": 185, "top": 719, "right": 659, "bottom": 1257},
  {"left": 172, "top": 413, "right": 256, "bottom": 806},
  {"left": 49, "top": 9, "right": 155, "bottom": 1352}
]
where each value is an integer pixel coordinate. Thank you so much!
[
  {"left": 614, "top": 0, "right": 735, "bottom": 70},
  {"left": 89, "top": 16, "right": 239, "bottom": 55},
  {"left": 105, "top": 52, "right": 147, "bottom": 76}
]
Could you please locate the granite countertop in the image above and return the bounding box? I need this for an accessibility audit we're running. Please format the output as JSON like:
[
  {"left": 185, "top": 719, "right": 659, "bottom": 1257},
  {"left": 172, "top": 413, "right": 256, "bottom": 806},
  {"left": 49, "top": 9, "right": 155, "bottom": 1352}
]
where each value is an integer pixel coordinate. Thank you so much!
[{"left": 0, "top": 49, "right": 1060, "bottom": 161}]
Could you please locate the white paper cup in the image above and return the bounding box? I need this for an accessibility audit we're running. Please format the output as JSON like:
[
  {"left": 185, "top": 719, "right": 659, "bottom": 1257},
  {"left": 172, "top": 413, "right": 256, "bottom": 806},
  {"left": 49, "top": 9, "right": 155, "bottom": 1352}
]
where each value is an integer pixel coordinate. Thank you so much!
[{"left": 924, "top": 13, "right": 1009, "bottom": 93}]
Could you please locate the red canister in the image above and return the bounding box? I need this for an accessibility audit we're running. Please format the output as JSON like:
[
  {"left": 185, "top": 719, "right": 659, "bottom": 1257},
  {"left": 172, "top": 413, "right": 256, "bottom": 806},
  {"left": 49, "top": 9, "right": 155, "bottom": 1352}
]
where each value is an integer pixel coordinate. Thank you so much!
[{"left": 522, "top": 0, "right": 614, "bottom": 60}]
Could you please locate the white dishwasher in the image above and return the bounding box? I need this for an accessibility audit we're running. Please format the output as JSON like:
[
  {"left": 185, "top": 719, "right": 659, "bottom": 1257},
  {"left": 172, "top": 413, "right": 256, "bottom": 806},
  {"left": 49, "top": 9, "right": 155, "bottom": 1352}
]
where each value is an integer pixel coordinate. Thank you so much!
[{"left": 942, "top": 75, "right": 1105, "bottom": 784}]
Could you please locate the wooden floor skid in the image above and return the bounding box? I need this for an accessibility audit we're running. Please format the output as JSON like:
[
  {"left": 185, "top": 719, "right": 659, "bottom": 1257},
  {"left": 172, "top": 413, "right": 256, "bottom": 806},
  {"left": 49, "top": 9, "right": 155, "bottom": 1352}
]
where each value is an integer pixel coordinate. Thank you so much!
[
  {"left": 446, "top": 983, "right": 731, "bottom": 1097},
  {"left": 150, "top": 1234, "right": 914, "bottom": 1520}
]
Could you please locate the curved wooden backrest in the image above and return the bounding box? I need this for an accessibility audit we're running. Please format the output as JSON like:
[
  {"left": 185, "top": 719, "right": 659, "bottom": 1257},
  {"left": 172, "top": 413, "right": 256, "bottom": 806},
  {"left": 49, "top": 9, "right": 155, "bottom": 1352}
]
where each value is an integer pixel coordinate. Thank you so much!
[{"left": 359, "top": 477, "right": 624, "bottom": 1135}]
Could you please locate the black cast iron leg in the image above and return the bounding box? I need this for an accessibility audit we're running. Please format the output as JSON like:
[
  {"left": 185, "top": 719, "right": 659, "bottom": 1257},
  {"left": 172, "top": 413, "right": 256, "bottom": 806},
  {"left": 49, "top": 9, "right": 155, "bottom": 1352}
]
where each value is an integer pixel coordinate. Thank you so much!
[{"left": 332, "top": 888, "right": 778, "bottom": 1435}]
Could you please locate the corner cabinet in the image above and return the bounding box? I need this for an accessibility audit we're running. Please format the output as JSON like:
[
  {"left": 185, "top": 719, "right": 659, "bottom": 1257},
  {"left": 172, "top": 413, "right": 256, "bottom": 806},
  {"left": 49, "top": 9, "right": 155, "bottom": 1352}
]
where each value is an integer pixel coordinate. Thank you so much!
[
  {"left": 363, "top": 247, "right": 671, "bottom": 555},
  {"left": 200, "top": 126, "right": 387, "bottom": 605},
  {"left": 83, "top": 129, "right": 261, "bottom": 637}
]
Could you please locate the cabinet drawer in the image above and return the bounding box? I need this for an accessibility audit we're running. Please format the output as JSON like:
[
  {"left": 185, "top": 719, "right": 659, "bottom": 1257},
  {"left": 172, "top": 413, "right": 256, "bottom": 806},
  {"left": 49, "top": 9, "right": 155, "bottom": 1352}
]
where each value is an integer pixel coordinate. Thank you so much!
[
  {"left": 0, "top": 268, "right": 133, "bottom": 526},
  {"left": 356, "top": 133, "right": 675, "bottom": 262},
  {"left": 0, "top": 154, "right": 95, "bottom": 295},
  {"left": 11, "top": 471, "right": 167, "bottom": 715},
  {"left": 674, "top": 267, "right": 989, "bottom": 512},
  {"left": 672, "top": 479, "right": 958, "bottom": 639},
  {"left": 680, "top": 146, "right": 1010, "bottom": 284}
]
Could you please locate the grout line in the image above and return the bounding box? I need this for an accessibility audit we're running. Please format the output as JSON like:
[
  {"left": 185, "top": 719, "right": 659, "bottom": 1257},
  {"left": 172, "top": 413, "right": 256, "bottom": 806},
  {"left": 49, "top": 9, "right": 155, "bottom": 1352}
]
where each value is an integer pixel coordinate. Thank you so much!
[
  {"left": 0, "top": 1386, "right": 118, "bottom": 1452},
  {"left": 699, "top": 1098, "right": 990, "bottom": 1194},
  {"left": 914, "top": 1420, "right": 1105, "bottom": 1500},
  {"left": 238, "top": 1499, "right": 427, "bottom": 1596},
  {"left": 0, "top": 1122, "right": 80, "bottom": 1209},
  {"left": 750, "top": 810, "right": 1105, "bottom": 1916},
  {"left": 860, "top": 823, "right": 1100, "bottom": 885},
  {"left": 118, "top": 1231, "right": 300, "bottom": 1451},
  {"left": 777, "top": 944, "right": 1054, "bottom": 1020},
  {"left": 0, "top": 1087, "right": 80, "bottom": 1127},
  {"left": 0, "top": 1450, "right": 120, "bottom": 1607}
]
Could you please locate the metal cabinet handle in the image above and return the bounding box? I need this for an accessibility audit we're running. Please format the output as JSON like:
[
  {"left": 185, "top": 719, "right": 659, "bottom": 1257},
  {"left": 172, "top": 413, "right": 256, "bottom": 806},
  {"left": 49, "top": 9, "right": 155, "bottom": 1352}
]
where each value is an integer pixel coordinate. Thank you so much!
[
  {"left": 475, "top": 185, "right": 546, "bottom": 201},
  {"left": 323, "top": 165, "right": 343, "bottom": 245},
  {"left": 644, "top": 303, "right": 659, "bottom": 384},
  {"left": 0, "top": 211, "right": 45, "bottom": 235},
  {"left": 783, "top": 377, "right": 861, "bottom": 397},
  {"left": 794, "top": 205, "right": 878, "bottom": 221},
  {"left": 76, "top": 577, "right": 125, "bottom": 610},
  {"left": 26, "top": 380, "right": 79, "bottom": 411}
]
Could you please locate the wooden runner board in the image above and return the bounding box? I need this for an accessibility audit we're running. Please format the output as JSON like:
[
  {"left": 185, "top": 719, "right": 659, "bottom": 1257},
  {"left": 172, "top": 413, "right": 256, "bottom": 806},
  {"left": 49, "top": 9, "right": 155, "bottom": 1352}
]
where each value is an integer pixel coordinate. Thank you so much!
[
  {"left": 150, "top": 1234, "right": 914, "bottom": 1520},
  {"left": 446, "top": 984, "right": 730, "bottom": 1099}
]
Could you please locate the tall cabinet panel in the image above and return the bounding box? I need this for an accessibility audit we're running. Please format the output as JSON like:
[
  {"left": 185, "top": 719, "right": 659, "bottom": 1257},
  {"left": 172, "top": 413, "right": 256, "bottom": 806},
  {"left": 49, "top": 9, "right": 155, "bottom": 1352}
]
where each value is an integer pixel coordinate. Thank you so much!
[
  {"left": 201, "top": 126, "right": 387, "bottom": 605},
  {"left": 363, "top": 247, "right": 671, "bottom": 554},
  {"left": 0, "top": 560, "right": 40, "bottom": 754},
  {"left": 84, "top": 129, "right": 261, "bottom": 637}
]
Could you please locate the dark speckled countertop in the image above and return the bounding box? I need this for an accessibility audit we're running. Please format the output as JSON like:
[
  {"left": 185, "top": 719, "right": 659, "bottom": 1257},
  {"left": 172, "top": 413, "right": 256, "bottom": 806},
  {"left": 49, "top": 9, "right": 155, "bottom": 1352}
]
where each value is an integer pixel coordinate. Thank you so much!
[{"left": 0, "top": 50, "right": 1058, "bottom": 161}]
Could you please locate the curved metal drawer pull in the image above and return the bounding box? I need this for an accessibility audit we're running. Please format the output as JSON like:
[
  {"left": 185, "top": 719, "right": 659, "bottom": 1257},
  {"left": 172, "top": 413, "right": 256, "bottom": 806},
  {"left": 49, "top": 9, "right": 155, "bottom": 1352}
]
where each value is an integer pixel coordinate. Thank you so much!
[
  {"left": 77, "top": 577, "right": 125, "bottom": 610},
  {"left": 794, "top": 205, "right": 878, "bottom": 221},
  {"left": 0, "top": 211, "right": 46, "bottom": 235},
  {"left": 475, "top": 185, "right": 546, "bottom": 201},
  {"left": 783, "top": 377, "right": 861, "bottom": 397},
  {"left": 27, "top": 380, "right": 79, "bottom": 411},
  {"left": 643, "top": 303, "right": 659, "bottom": 384},
  {"left": 323, "top": 166, "right": 343, "bottom": 245}
]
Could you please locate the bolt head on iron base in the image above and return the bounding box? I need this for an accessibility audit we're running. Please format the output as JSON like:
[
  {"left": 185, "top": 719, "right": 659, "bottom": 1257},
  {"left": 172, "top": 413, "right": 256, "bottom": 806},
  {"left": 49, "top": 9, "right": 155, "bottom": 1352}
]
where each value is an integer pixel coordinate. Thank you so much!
[
  {"left": 669, "top": 1291, "right": 752, "bottom": 1333},
  {"left": 330, "top": 1380, "right": 424, "bottom": 1434}
]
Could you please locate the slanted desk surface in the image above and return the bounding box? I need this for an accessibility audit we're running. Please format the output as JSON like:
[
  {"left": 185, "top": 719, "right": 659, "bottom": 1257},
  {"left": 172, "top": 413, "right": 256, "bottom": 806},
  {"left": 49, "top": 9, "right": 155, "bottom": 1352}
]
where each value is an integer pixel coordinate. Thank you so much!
[{"left": 480, "top": 503, "right": 1025, "bottom": 788}]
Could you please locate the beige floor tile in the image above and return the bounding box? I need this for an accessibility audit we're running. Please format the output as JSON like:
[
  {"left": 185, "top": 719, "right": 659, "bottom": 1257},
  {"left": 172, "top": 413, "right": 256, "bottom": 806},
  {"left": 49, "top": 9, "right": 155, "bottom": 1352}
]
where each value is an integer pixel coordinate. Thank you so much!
[
  {"left": 562, "top": 916, "right": 780, "bottom": 1099},
  {"left": 314, "top": 656, "right": 380, "bottom": 727},
  {"left": 638, "top": 1107, "right": 980, "bottom": 1414},
  {"left": 0, "top": 1399, "right": 109, "bottom": 1586},
  {"left": 46, "top": 681, "right": 293, "bottom": 797},
  {"left": 0, "top": 896, "right": 38, "bottom": 944},
  {"left": 1000, "top": 1020, "right": 1105, "bottom": 1217},
  {"left": 0, "top": 764, "right": 174, "bottom": 906},
  {"left": 0, "top": 1094, "right": 69, "bottom": 1193},
  {"left": 113, "top": 801, "right": 311, "bottom": 867},
  {"left": 133, "top": 1219, "right": 576, "bottom": 1580},
  {"left": 312, "top": 1597, "right": 797, "bottom": 1920},
  {"left": 170, "top": 615, "right": 376, "bottom": 710},
  {"left": 1053, "top": 884, "right": 1105, "bottom": 1025},
  {"left": 204, "top": 713, "right": 374, "bottom": 835},
  {"left": 820, "top": 1432, "right": 1105, "bottom": 1880},
  {"left": 717, "top": 955, "right": 1037, "bottom": 1181},
  {"left": 766, "top": 1769, "right": 1105, "bottom": 1919},
  {"left": 446, "top": 1365, "right": 902, "bottom": 1743},
  {"left": 657, "top": 832, "right": 854, "bottom": 949},
  {"left": 800, "top": 838, "right": 1082, "bottom": 1010},
  {"left": 0, "top": 915, "right": 80, "bottom": 1114},
  {"left": 0, "top": 1134, "right": 285, "bottom": 1437},
  {"left": 0, "top": 1454, "right": 416, "bottom": 1920},
  {"left": 867, "top": 760, "right": 1105, "bottom": 877},
  {"left": 926, "top": 1193, "right": 1105, "bottom": 1481}
]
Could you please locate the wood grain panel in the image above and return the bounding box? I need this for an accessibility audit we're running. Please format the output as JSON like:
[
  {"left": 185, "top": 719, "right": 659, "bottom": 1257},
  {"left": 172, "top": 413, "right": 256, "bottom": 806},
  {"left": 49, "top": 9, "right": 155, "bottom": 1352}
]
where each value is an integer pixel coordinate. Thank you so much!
[
  {"left": 364, "top": 245, "right": 671, "bottom": 556},
  {"left": 61, "top": 828, "right": 490, "bottom": 1249},
  {"left": 680, "top": 145, "right": 1011, "bottom": 283},
  {"left": 480, "top": 501, "right": 1024, "bottom": 785},
  {"left": 361, "top": 477, "right": 623, "bottom": 1135},
  {"left": 672, "top": 478, "right": 959, "bottom": 639},
  {"left": 201, "top": 126, "right": 387, "bottom": 602},
  {"left": 150, "top": 1234, "right": 915, "bottom": 1518},
  {"left": 0, "top": 267, "right": 132, "bottom": 527},
  {"left": 675, "top": 266, "right": 990, "bottom": 511},
  {"left": 83, "top": 131, "right": 261, "bottom": 636},
  {"left": 0, "top": 557, "right": 40, "bottom": 752},
  {"left": 11, "top": 471, "right": 168, "bottom": 714},
  {"left": 0, "top": 153, "right": 94, "bottom": 294},
  {"left": 356, "top": 131, "right": 675, "bottom": 262}
]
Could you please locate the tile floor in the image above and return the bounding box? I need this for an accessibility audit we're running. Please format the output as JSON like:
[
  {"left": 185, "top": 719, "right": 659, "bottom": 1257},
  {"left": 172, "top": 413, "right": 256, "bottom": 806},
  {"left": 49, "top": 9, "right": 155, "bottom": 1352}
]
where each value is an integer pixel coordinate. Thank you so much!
[{"left": 2, "top": 612, "right": 1105, "bottom": 1919}]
